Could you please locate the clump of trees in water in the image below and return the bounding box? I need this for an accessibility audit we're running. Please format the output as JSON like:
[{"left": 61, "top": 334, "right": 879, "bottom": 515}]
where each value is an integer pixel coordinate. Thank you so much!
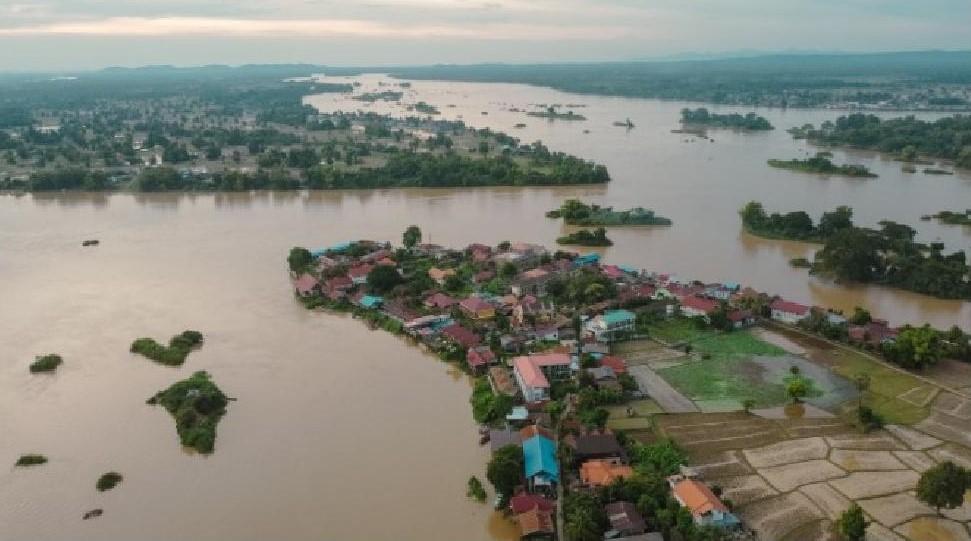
[
  {"left": 788, "top": 113, "right": 971, "bottom": 169},
  {"left": 740, "top": 201, "right": 971, "bottom": 300},
  {"left": 768, "top": 152, "right": 877, "bottom": 177},
  {"left": 29, "top": 353, "right": 63, "bottom": 373},
  {"left": 680, "top": 107, "right": 773, "bottom": 130},
  {"left": 557, "top": 227, "right": 613, "bottom": 246},
  {"left": 546, "top": 199, "right": 671, "bottom": 226},
  {"left": 96, "top": 472, "right": 123, "bottom": 492},
  {"left": 131, "top": 330, "right": 204, "bottom": 366},
  {"left": 15, "top": 454, "right": 48, "bottom": 466},
  {"left": 147, "top": 371, "right": 229, "bottom": 454}
]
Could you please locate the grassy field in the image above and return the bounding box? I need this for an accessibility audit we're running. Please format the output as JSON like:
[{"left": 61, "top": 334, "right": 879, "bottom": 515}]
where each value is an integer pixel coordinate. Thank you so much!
[
  {"left": 654, "top": 328, "right": 791, "bottom": 407},
  {"left": 605, "top": 399, "right": 662, "bottom": 431},
  {"left": 645, "top": 318, "right": 716, "bottom": 344},
  {"left": 827, "top": 348, "right": 931, "bottom": 425}
]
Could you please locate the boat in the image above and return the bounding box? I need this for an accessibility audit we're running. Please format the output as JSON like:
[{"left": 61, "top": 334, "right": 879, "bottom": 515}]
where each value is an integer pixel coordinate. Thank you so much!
[{"left": 612, "top": 118, "right": 635, "bottom": 128}]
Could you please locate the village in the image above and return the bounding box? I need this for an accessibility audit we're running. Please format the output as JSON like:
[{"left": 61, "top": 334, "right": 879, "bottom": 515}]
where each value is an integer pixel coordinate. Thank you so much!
[{"left": 289, "top": 230, "right": 971, "bottom": 541}]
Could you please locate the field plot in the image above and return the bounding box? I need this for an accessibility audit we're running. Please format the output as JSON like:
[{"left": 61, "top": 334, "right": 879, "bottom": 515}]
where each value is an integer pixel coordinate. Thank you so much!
[{"left": 659, "top": 411, "right": 971, "bottom": 541}]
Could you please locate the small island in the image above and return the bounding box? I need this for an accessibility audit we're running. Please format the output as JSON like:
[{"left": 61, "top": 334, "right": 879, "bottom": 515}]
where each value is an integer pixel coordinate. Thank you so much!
[
  {"left": 680, "top": 107, "right": 773, "bottom": 130},
  {"left": 29, "top": 353, "right": 63, "bottom": 373},
  {"left": 527, "top": 107, "right": 586, "bottom": 121},
  {"left": 546, "top": 199, "right": 671, "bottom": 226},
  {"left": 741, "top": 201, "right": 971, "bottom": 300},
  {"left": 924, "top": 168, "right": 954, "bottom": 175},
  {"left": 96, "top": 472, "right": 123, "bottom": 492},
  {"left": 933, "top": 210, "right": 971, "bottom": 226},
  {"left": 768, "top": 153, "right": 877, "bottom": 178},
  {"left": 556, "top": 227, "right": 613, "bottom": 246},
  {"left": 410, "top": 101, "right": 439, "bottom": 115},
  {"left": 353, "top": 91, "right": 404, "bottom": 102},
  {"left": 130, "top": 330, "right": 204, "bottom": 366},
  {"left": 147, "top": 371, "right": 229, "bottom": 454}
]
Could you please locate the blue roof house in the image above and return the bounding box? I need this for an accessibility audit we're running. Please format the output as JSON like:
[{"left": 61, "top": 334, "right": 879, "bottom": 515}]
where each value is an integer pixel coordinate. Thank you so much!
[
  {"left": 523, "top": 435, "right": 559, "bottom": 493},
  {"left": 359, "top": 295, "right": 384, "bottom": 309},
  {"left": 573, "top": 253, "right": 601, "bottom": 268}
]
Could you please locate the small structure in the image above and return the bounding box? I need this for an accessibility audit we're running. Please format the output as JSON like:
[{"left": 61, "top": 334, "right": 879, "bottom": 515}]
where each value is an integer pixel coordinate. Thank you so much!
[
  {"left": 585, "top": 366, "right": 621, "bottom": 391},
  {"left": 424, "top": 292, "right": 457, "bottom": 310},
  {"left": 522, "top": 433, "right": 559, "bottom": 493},
  {"left": 567, "top": 432, "right": 625, "bottom": 464},
  {"left": 489, "top": 366, "right": 520, "bottom": 397},
  {"left": 293, "top": 274, "right": 320, "bottom": 297},
  {"left": 580, "top": 459, "right": 633, "bottom": 487},
  {"left": 586, "top": 309, "right": 636, "bottom": 342},
  {"left": 428, "top": 267, "right": 456, "bottom": 285},
  {"left": 459, "top": 296, "right": 496, "bottom": 320},
  {"left": 441, "top": 324, "right": 481, "bottom": 349},
  {"left": 489, "top": 427, "right": 523, "bottom": 452},
  {"left": 679, "top": 295, "right": 718, "bottom": 320},
  {"left": 511, "top": 268, "right": 552, "bottom": 297},
  {"left": 770, "top": 299, "right": 810, "bottom": 324},
  {"left": 727, "top": 309, "right": 755, "bottom": 328},
  {"left": 467, "top": 346, "right": 497, "bottom": 374},
  {"left": 512, "top": 353, "right": 573, "bottom": 403},
  {"left": 604, "top": 501, "right": 647, "bottom": 539},
  {"left": 668, "top": 475, "right": 740, "bottom": 529},
  {"left": 599, "top": 355, "right": 627, "bottom": 375},
  {"left": 357, "top": 295, "right": 383, "bottom": 309},
  {"left": 324, "top": 275, "right": 353, "bottom": 300},
  {"left": 347, "top": 263, "right": 373, "bottom": 285},
  {"left": 573, "top": 253, "right": 601, "bottom": 267}
]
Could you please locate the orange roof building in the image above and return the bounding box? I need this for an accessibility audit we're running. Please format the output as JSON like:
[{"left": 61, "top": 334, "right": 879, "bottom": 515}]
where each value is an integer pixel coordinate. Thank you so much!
[
  {"left": 668, "top": 476, "right": 740, "bottom": 529},
  {"left": 580, "top": 459, "right": 634, "bottom": 487}
]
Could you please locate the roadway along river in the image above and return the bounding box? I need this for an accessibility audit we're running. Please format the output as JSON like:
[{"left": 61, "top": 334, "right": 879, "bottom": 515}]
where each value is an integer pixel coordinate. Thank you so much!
[{"left": 0, "top": 75, "right": 969, "bottom": 541}]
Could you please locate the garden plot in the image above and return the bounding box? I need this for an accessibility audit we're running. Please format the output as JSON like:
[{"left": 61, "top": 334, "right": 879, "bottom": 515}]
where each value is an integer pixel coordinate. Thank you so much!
[
  {"left": 737, "top": 491, "right": 824, "bottom": 541},
  {"left": 711, "top": 474, "right": 779, "bottom": 506},
  {"left": 858, "top": 493, "right": 934, "bottom": 528},
  {"left": 829, "top": 449, "right": 908, "bottom": 471},
  {"left": 759, "top": 459, "right": 846, "bottom": 492},
  {"left": 798, "top": 482, "right": 852, "bottom": 520},
  {"left": 742, "top": 437, "right": 830, "bottom": 468},
  {"left": 894, "top": 516, "right": 971, "bottom": 541},
  {"left": 830, "top": 470, "right": 920, "bottom": 499}
]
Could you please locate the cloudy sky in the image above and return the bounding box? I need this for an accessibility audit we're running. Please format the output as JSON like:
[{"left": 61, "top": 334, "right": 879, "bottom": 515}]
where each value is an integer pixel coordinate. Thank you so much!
[{"left": 1, "top": 0, "right": 969, "bottom": 71}]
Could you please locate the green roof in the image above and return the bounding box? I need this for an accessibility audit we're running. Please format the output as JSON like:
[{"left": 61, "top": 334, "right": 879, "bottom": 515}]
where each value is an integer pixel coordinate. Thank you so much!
[{"left": 603, "top": 309, "right": 635, "bottom": 324}]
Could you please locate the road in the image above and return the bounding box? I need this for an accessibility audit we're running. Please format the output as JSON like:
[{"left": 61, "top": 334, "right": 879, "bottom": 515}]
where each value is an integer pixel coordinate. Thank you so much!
[{"left": 628, "top": 364, "right": 699, "bottom": 413}]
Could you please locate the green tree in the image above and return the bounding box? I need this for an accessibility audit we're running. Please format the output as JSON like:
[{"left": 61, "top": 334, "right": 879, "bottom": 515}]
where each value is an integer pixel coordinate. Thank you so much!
[
  {"left": 917, "top": 461, "right": 968, "bottom": 514},
  {"left": 787, "top": 378, "right": 809, "bottom": 403},
  {"left": 366, "top": 265, "right": 402, "bottom": 294},
  {"left": 287, "top": 247, "right": 313, "bottom": 273},
  {"left": 836, "top": 503, "right": 867, "bottom": 541},
  {"left": 402, "top": 225, "right": 422, "bottom": 249},
  {"left": 883, "top": 325, "right": 943, "bottom": 369},
  {"left": 486, "top": 445, "right": 523, "bottom": 503}
]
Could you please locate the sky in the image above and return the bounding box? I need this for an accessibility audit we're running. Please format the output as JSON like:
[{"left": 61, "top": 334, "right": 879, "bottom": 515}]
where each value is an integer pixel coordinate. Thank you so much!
[{"left": 1, "top": 0, "right": 970, "bottom": 71}]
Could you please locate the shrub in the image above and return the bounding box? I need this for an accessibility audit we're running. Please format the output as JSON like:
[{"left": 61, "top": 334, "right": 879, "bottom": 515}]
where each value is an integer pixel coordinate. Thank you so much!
[
  {"left": 29, "top": 354, "right": 63, "bottom": 373},
  {"left": 466, "top": 476, "right": 487, "bottom": 502},
  {"left": 16, "top": 454, "right": 48, "bottom": 466},
  {"left": 96, "top": 472, "right": 123, "bottom": 491},
  {"left": 147, "top": 371, "right": 229, "bottom": 454}
]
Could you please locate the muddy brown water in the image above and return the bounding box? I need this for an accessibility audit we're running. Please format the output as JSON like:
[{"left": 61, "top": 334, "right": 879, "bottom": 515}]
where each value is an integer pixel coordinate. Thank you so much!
[{"left": 1, "top": 74, "right": 970, "bottom": 540}]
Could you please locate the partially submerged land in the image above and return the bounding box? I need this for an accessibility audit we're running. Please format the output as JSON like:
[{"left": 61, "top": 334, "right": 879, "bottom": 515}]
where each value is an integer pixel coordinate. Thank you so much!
[
  {"left": 767, "top": 153, "right": 877, "bottom": 178},
  {"left": 130, "top": 330, "right": 203, "bottom": 366},
  {"left": 147, "top": 371, "right": 230, "bottom": 454},
  {"left": 546, "top": 199, "right": 672, "bottom": 226},
  {"left": 740, "top": 201, "right": 971, "bottom": 300},
  {"left": 29, "top": 353, "right": 63, "bottom": 373},
  {"left": 0, "top": 67, "right": 607, "bottom": 192},
  {"left": 527, "top": 107, "right": 587, "bottom": 121},
  {"left": 787, "top": 113, "right": 971, "bottom": 170},
  {"left": 287, "top": 230, "right": 971, "bottom": 541},
  {"left": 556, "top": 227, "right": 612, "bottom": 247},
  {"left": 680, "top": 108, "right": 773, "bottom": 131},
  {"left": 928, "top": 210, "right": 971, "bottom": 226}
]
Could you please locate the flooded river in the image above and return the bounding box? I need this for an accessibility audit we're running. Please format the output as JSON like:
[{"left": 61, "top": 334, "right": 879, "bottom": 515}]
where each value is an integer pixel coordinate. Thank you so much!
[{"left": 1, "top": 75, "right": 970, "bottom": 541}]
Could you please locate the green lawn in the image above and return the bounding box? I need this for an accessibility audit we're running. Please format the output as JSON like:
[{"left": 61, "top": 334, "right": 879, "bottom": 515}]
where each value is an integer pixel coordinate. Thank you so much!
[
  {"left": 645, "top": 318, "right": 717, "bottom": 344},
  {"left": 827, "top": 349, "right": 931, "bottom": 425},
  {"left": 655, "top": 329, "right": 791, "bottom": 407}
]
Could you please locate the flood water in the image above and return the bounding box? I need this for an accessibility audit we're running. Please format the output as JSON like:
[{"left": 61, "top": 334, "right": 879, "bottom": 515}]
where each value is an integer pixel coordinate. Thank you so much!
[{"left": 1, "top": 74, "right": 970, "bottom": 541}]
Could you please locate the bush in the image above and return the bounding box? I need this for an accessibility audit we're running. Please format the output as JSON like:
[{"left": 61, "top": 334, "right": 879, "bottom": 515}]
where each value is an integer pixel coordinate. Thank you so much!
[
  {"left": 29, "top": 354, "right": 63, "bottom": 373},
  {"left": 857, "top": 406, "right": 883, "bottom": 433},
  {"left": 467, "top": 476, "right": 487, "bottom": 502},
  {"left": 15, "top": 454, "right": 48, "bottom": 466},
  {"left": 96, "top": 472, "right": 123, "bottom": 491}
]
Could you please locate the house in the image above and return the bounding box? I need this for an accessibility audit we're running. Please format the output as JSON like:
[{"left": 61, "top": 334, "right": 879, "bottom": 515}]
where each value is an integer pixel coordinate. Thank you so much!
[
  {"left": 348, "top": 263, "right": 373, "bottom": 285},
  {"left": 424, "top": 292, "right": 457, "bottom": 310},
  {"left": 679, "top": 295, "right": 718, "bottom": 320},
  {"left": 489, "top": 366, "right": 520, "bottom": 397},
  {"left": 605, "top": 501, "right": 647, "bottom": 539},
  {"left": 566, "top": 431, "right": 625, "bottom": 464},
  {"left": 580, "top": 459, "right": 634, "bottom": 487},
  {"left": 599, "top": 355, "right": 627, "bottom": 375},
  {"left": 460, "top": 296, "right": 496, "bottom": 320},
  {"left": 770, "top": 299, "right": 811, "bottom": 324},
  {"left": 532, "top": 325, "right": 559, "bottom": 342},
  {"left": 849, "top": 319, "right": 899, "bottom": 346},
  {"left": 727, "top": 309, "right": 756, "bottom": 329},
  {"left": 383, "top": 299, "right": 420, "bottom": 324},
  {"left": 573, "top": 253, "right": 601, "bottom": 267},
  {"left": 523, "top": 433, "right": 559, "bottom": 492},
  {"left": 474, "top": 269, "right": 496, "bottom": 284},
  {"left": 350, "top": 123, "right": 367, "bottom": 135},
  {"left": 513, "top": 353, "right": 573, "bottom": 403},
  {"left": 586, "top": 366, "right": 621, "bottom": 391},
  {"left": 441, "top": 324, "right": 481, "bottom": 349},
  {"left": 510, "top": 492, "right": 554, "bottom": 515},
  {"left": 511, "top": 268, "right": 552, "bottom": 296},
  {"left": 428, "top": 267, "right": 456, "bottom": 285},
  {"left": 515, "top": 506, "right": 555, "bottom": 539},
  {"left": 467, "top": 345, "right": 497, "bottom": 373},
  {"left": 586, "top": 310, "right": 636, "bottom": 342},
  {"left": 668, "top": 476, "right": 741, "bottom": 529},
  {"left": 293, "top": 274, "right": 320, "bottom": 297},
  {"left": 323, "top": 275, "right": 353, "bottom": 300}
]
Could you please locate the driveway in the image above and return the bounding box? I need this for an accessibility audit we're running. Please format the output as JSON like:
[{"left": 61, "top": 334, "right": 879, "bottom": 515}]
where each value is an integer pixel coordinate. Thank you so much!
[{"left": 628, "top": 364, "right": 699, "bottom": 413}]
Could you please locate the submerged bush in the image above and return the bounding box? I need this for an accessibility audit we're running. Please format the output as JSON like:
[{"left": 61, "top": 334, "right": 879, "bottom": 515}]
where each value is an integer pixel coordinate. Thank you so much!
[
  {"left": 15, "top": 454, "right": 48, "bottom": 466},
  {"left": 131, "top": 330, "right": 204, "bottom": 366},
  {"left": 29, "top": 354, "right": 63, "bottom": 373},
  {"left": 148, "top": 371, "right": 229, "bottom": 454},
  {"left": 96, "top": 472, "right": 123, "bottom": 491}
]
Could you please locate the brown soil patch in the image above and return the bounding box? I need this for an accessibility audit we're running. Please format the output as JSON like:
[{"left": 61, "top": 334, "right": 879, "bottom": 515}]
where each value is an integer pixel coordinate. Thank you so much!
[
  {"left": 829, "top": 449, "right": 908, "bottom": 471},
  {"left": 759, "top": 459, "right": 846, "bottom": 492},
  {"left": 894, "top": 516, "right": 971, "bottom": 541},
  {"left": 858, "top": 493, "right": 934, "bottom": 528},
  {"left": 830, "top": 471, "right": 919, "bottom": 499}
]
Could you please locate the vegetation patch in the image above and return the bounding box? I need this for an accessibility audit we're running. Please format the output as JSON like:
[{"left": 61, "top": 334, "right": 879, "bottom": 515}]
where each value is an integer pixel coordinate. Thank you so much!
[
  {"left": 546, "top": 199, "right": 671, "bottom": 226},
  {"left": 680, "top": 107, "right": 773, "bottom": 130},
  {"left": 768, "top": 153, "right": 877, "bottom": 177},
  {"left": 29, "top": 353, "right": 63, "bottom": 373},
  {"left": 15, "top": 454, "right": 48, "bottom": 466},
  {"left": 556, "top": 227, "right": 613, "bottom": 246},
  {"left": 96, "top": 472, "right": 123, "bottom": 491},
  {"left": 147, "top": 371, "right": 229, "bottom": 454},
  {"left": 130, "top": 330, "right": 204, "bottom": 366}
]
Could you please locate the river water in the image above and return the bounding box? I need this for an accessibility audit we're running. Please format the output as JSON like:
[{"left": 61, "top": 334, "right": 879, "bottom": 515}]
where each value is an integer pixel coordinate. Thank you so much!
[{"left": 1, "top": 74, "right": 969, "bottom": 541}]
